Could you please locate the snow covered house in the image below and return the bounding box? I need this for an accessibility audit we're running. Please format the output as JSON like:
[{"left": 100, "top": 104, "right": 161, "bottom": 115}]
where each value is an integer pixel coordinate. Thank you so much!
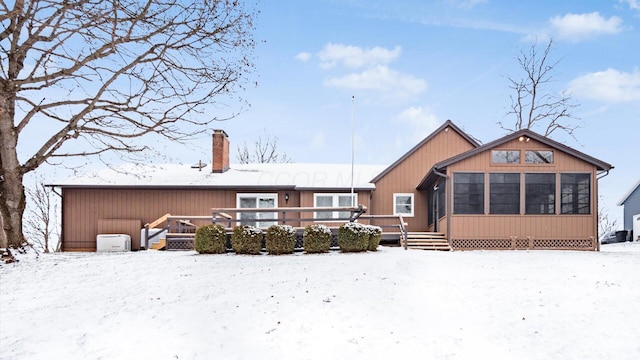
[
  {"left": 617, "top": 179, "right": 640, "bottom": 241},
  {"left": 51, "top": 121, "right": 613, "bottom": 251}
]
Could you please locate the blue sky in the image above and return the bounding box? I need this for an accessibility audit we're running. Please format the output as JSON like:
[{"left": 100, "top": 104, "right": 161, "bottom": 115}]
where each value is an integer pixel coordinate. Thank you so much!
[
  {"left": 39, "top": 0, "right": 639, "bottom": 223},
  {"left": 201, "top": 0, "right": 638, "bottom": 222}
]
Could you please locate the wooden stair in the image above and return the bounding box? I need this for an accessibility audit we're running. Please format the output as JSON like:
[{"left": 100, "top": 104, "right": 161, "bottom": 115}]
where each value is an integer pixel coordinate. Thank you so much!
[{"left": 405, "top": 232, "right": 451, "bottom": 251}]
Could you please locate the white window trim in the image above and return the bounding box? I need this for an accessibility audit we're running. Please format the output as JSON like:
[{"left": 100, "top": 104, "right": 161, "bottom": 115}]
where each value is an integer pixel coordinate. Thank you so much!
[
  {"left": 393, "top": 193, "right": 414, "bottom": 217},
  {"left": 313, "top": 193, "right": 358, "bottom": 221},
  {"left": 236, "top": 193, "right": 278, "bottom": 228}
]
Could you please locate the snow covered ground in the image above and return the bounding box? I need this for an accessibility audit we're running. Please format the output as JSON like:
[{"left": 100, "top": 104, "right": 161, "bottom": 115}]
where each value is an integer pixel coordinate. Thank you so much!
[{"left": 2, "top": 243, "right": 639, "bottom": 360}]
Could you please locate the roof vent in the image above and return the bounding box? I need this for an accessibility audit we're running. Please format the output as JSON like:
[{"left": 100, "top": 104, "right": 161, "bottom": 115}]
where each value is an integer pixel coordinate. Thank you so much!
[{"left": 191, "top": 160, "right": 207, "bottom": 171}]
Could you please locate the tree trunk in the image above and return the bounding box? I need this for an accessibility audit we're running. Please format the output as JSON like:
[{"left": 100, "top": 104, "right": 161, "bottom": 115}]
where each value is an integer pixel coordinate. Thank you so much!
[{"left": 0, "top": 90, "right": 26, "bottom": 249}]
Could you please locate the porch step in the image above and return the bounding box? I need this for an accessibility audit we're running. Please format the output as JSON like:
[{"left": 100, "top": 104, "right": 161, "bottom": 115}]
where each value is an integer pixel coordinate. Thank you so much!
[
  {"left": 405, "top": 232, "right": 451, "bottom": 251},
  {"left": 150, "top": 239, "right": 166, "bottom": 250}
]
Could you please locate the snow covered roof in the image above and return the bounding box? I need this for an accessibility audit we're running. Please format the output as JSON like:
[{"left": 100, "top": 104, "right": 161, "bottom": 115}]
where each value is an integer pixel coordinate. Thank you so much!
[
  {"left": 50, "top": 162, "right": 387, "bottom": 190},
  {"left": 617, "top": 178, "right": 640, "bottom": 206}
]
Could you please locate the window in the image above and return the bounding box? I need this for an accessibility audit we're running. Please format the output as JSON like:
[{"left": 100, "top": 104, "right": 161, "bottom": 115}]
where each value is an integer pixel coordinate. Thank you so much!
[
  {"left": 525, "top": 150, "right": 553, "bottom": 164},
  {"left": 490, "top": 173, "right": 520, "bottom": 214},
  {"left": 525, "top": 173, "right": 555, "bottom": 214},
  {"left": 236, "top": 194, "right": 277, "bottom": 228},
  {"left": 561, "top": 173, "right": 590, "bottom": 214},
  {"left": 492, "top": 150, "right": 520, "bottom": 164},
  {"left": 453, "top": 173, "right": 484, "bottom": 214},
  {"left": 314, "top": 193, "right": 357, "bottom": 220},
  {"left": 393, "top": 193, "right": 414, "bottom": 217}
]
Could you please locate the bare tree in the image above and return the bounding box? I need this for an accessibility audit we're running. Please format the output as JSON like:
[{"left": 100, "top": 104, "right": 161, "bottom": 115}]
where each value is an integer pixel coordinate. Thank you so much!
[
  {"left": 598, "top": 196, "right": 618, "bottom": 238},
  {"left": 0, "top": 0, "right": 257, "bottom": 249},
  {"left": 25, "top": 177, "right": 59, "bottom": 253},
  {"left": 501, "top": 38, "right": 580, "bottom": 137},
  {"left": 237, "top": 129, "right": 292, "bottom": 164}
]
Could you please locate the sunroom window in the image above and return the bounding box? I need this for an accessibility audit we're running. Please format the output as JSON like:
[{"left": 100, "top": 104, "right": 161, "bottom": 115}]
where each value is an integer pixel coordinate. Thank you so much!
[
  {"left": 453, "top": 173, "right": 484, "bottom": 214},
  {"left": 561, "top": 173, "right": 590, "bottom": 214},
  {"left": 490, "top": 173, "right": 520, "bottom": 214},
  {"left": 525, "top": 150, "right": 553, "bottom": 164},
  {"left": 525, "top": 173, "right": 555, "bottom": 214},
  {"left": 492, "top": 150, "right": 520, "bottom": 164}
]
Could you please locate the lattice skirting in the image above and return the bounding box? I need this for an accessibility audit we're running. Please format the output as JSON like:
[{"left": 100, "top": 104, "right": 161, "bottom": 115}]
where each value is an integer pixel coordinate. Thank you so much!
[
  {"left": 166, "top": 238, "right": 195, "bottom": 250},
  {"left": 451, "top": 238, "right": 596, "bottom": 251}
]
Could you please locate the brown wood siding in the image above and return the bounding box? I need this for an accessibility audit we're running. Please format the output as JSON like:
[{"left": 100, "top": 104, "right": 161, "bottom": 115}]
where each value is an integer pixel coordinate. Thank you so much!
[
  {"left": 62, "top": 188, "right": 294, "bottom": 251},
  {"left": 372, "top": 129, "right": 476, "bottom": 232},
  {"left": 61, "top": 188, "right": 373, "bottom": 251},
  {"left": 446, "top": 137, "right": 599, "bottom": 242}
]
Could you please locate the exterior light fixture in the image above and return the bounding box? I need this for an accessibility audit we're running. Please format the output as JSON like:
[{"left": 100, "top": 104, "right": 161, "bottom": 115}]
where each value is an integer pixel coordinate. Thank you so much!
[{"left": 285, "top": 193, "right": 289, "bottom": 204}]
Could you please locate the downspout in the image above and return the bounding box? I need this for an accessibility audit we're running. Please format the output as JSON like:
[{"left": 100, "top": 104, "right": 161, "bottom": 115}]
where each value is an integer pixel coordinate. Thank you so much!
[
  {"left": 433, "top": 167, "right": 450, "bottom": 242},
  {"left": 596, "top": 170, "right": 610, "bottom": 180}
]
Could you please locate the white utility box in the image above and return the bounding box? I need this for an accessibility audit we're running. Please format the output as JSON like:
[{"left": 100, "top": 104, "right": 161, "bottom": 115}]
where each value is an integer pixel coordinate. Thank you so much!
[
  {"left": 96, "top": 234, "right": 131, "bottom": 252},
  {"left": 634, "top": 214, "right": 640, "bottom": 241}
]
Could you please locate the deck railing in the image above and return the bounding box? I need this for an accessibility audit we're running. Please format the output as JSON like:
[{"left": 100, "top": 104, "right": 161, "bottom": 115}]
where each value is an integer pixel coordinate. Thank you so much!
[
  {"left": 211, "top": 204, "right": 368, "bottom": 228},
  {"left": 142, "top": 205, "right": 410, "bottom": 250}
]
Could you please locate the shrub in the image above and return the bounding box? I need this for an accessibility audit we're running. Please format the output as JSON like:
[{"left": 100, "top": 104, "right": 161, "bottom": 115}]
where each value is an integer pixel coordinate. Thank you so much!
[
  {"left": 194, "top": 224, "right": 227, "bottom": 254},
  {"left": 303, "top": 224, "right": 332, "bottom": 253},
  {"left": 265, "top": 225, "right": 296, "bottom": 255},
  {"left": 364, "top": 225, "right": 383, "bottom": 251},
  {"left": 337, "top": 222, "right": 369, "bottom": 252},
  {"left": 231, "top": 225, "right": 263, "bottom": 255}
]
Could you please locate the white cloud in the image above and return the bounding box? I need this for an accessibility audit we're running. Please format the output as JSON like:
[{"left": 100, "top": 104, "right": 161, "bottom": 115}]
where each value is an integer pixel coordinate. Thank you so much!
[
  {"left": 620, "top": 0, "right": 640, "bottom": 12},
  {"left": 395, "top": 106, "right": 440, "bottom": 143},
  {"left": 445, "top": 0, "right": 488, "bottom": 10},
  {"left": 550, "top": 12, "right": 623, "bottom": 41},
  {"left": 295, "top": 52, "right": 312, "bottom": 62},
  {"left": 568, "top": 68, "right": 640, "bottom": 103},
  {"left": 317, "top": 43, "right": 401, "bottom": 69},
  {"left": 323, "top": 65, "right": 427, "bottom": 101}
]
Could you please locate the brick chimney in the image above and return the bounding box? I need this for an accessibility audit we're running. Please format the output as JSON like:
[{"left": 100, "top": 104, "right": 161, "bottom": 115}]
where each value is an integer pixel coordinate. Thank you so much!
[{"left": 212, "top": 130, "right": 230, "bottom": 173}]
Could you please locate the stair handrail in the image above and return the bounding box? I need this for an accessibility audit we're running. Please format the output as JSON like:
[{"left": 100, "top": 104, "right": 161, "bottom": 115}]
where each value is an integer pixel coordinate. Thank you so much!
[{"left": 397, "top": 214, "right": 409, "bottom": 250}]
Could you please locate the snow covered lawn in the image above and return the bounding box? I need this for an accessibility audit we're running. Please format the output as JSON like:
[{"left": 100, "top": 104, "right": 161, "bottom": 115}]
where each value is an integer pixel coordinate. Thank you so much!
[{"left": 2, "top": 243, "right": 639, "bottom": 360}]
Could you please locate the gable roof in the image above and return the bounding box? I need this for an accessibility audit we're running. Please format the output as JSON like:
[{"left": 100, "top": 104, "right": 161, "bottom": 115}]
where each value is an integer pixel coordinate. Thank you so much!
[
  {"left": 417, "top": 128, "right": 614, "bottom": 190},
  {"left": 617, "top": 178, "right": 640, "bottom": 206},
  {"left": 50, "top": 163, "right": 387, "bottom": 191},
  {"left": 370, "top": 120, "right": 480, "bottom": 183}
]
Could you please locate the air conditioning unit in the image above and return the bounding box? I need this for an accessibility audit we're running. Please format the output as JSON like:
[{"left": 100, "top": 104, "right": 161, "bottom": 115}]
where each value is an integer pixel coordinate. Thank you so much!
[{"left": 97, "top": 234, "right": 131, "bottom": 252}]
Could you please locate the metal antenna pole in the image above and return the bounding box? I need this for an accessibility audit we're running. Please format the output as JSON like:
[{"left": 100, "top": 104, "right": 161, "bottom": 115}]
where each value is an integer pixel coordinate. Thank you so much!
[{"left": 351, "top": 95, "right": 355, "bottom": 206}]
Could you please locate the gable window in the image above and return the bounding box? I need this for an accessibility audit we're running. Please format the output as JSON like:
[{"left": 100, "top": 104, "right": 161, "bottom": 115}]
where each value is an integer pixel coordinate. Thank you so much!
[
  {"left": 561, "top": 173, "right": 591, "bottom": 214},
  {"left": 492, "top": 150, "right": 520, "bottom": 164},
  {"left": 314, "top": 193, "right": 357, "bottom": 220},
  {"left": 525, "top": 150, "right": 554, "bottom": 164},
  {"left": 490, "top": 173, "right": 520, "bottom": 214},
  {"left": 525, "top": 173, "right": 555, "bottom": 214},
  {"left": 236, "top": 194, "right": 278, "bottom": 228},
  {"left": 454, "top": 173, "right": 484, "bottom": 214},
  {"left": 393, "top": 193, "right": 414, "bottom": 217}
]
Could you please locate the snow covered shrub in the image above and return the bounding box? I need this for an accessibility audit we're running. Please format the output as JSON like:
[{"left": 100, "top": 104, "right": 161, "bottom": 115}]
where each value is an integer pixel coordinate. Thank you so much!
[
  {"left": 265, "top": 225, "right": 296, "bottom": 255},
  {"left": 194, "top": 224, "right": 227, "bottom": 254},
  {"left": 231, "top": 225, "right": 263, "bottom": 255},
  {"left": 365, "top": 225, "right": 383, "bottom": 251},
  {"left": 338, "top": 222, "right": 369, "bottom": 252},
  {"left": 303, "top": 224, "right": 332, "bottom": 253}
]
